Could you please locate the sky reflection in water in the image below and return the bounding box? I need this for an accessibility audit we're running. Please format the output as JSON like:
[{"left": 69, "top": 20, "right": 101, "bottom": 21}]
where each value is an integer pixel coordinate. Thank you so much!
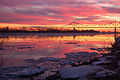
[{"left": 0, "top": 33, "right": 115, "bottom": 66}]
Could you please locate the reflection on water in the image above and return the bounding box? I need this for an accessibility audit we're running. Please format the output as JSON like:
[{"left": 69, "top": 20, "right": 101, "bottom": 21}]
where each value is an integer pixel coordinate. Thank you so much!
[{"left": 0, "top": 33, "right": 115, "bottom": 67}]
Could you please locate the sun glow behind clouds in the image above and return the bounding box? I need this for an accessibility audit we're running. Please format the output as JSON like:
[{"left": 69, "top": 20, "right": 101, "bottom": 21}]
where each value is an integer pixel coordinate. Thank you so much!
[
  {"left": 102, "top": 14, "right": 120, "bottom": 21},
  {"left": 0, "top": 0, "right": 120, "bottom": 25}
]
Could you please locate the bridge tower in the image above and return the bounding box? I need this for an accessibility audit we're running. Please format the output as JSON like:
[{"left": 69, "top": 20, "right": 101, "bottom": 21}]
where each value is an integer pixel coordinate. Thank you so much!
[
  {"left": 114, "top": 20, "right": 117, "bottom": 40},
  {"left": 69, "top": 22, "right": 79, "bottom": 33},
  {"left": 113, "top": 20, "right": 120, "bottom": 41}
]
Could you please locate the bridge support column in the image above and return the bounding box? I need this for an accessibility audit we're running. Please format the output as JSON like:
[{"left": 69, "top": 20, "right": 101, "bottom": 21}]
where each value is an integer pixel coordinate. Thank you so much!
[
  {"left": 114, "top": 27, "right": 117, "bottom": 41},
  {"left": 73, "top": 27, "right": 76, "bottom": 33}
]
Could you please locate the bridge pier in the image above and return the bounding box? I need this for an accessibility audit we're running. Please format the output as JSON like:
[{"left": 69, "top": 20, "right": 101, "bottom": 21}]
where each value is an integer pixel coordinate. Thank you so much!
[
  {"left": 73, "top": 27, "right": 76, "bottom": 33},
  {"left": 114, "top": 27, "right": 117, "bottom": 41}
]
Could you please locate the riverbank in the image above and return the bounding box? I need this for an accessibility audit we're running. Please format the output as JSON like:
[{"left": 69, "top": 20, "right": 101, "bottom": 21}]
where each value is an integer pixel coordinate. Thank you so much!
[
  {"left": 0, "top": 32, "right": 118, "bottom": 36},
  {"left": 51, "top": 37, "right": 120, "bottom": 80}
]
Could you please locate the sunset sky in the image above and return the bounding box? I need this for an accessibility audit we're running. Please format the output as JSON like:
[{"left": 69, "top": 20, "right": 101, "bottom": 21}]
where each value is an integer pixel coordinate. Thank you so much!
[{"left": 0, "top": 0, "right": 120, "bottom": 25}]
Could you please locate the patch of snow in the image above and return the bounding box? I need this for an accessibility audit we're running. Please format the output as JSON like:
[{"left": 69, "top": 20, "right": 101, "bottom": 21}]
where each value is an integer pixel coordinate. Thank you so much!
[
  {"left": 98, "top": 57, "right": 106, "bottom": 61},
  {"left": 92, "top": 56, "right": 113, "bottom": 66},
  {"left": 0, "top": 66, "right": 46, "bottom": 78},
  {"left": 39, "top": 57, "right": 61, "bottom": 62},
  {"left": 92, "top": 59, "right": 112, "bottom": 66},
  {"left": 59, "top": 59, "right": 76, "bottom": 66},
  {"left": 24, "top": 59, "right": 38, "bottom": 63},
  {"left": 61, "top": 52, "right": 98, "bottom": 66},
  {"left": 59, "top": 65, "right": 103, "bottom": 79},
  {"left": 105, "top": 55, "right": 116, "bottom": 59},
  {"left": 96, "top": 69, "right": 116, "bottom": 78}
]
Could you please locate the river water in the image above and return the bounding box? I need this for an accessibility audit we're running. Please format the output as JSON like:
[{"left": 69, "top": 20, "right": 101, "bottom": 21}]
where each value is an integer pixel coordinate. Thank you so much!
[{"left": 0, "top": 33, "right": 115, "bottom": 67}]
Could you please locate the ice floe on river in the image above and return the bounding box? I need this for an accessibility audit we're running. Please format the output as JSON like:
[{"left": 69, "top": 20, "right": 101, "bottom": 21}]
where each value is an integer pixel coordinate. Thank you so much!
[
  {"left": 0, "top": 48, "right": 111, "bottom": 80},
  {"left": 0, "top": 65, "right": 46, "bottom": 80}
]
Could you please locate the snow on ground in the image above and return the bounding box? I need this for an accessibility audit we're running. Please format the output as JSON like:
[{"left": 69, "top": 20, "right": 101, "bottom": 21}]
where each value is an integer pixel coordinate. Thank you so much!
[
  {"left": 0, "top": 65, "right": 46, "bottom": 78},
  {"left": 58, "top": 54, "right": 117, "bottom": 80},
  {"left": 58, "top": 37, "right": 120, "bottom": 80},
  {"left": 59, "top": 65, "right": 103, "bottom": 79}
]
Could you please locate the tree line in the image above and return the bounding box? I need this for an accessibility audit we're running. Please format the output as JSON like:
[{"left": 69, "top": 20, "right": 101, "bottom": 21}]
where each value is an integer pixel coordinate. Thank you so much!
[{"left": 0, "top": 26, "right": 100, "bottom": 33}]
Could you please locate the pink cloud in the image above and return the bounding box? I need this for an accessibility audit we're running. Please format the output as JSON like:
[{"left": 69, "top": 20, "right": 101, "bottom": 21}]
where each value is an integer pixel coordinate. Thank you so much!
[{"left": 0, "top": 0, "right": 120, "bottom": 25}]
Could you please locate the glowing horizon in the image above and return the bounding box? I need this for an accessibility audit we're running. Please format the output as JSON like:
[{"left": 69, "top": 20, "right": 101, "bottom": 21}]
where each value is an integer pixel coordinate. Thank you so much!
[{"left": 1, "top": 21, "right": 120, "bottom": 32}]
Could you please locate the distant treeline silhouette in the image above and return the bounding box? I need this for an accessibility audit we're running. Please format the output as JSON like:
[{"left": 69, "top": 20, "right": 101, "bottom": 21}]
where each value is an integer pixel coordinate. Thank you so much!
[{"left": 0, "top": 27, "right": 100, "bottom": 33}]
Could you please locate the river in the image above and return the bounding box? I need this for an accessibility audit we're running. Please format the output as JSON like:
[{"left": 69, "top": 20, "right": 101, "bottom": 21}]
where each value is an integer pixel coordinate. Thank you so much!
[{"left": 0, "top": 33, "right": 115, "bottom": 67}]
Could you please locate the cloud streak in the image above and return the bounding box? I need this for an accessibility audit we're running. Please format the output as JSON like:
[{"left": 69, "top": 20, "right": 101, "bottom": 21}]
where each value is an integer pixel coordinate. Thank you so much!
[{"left": 0, "top": 0, "right": 120, "bottom": 25}]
